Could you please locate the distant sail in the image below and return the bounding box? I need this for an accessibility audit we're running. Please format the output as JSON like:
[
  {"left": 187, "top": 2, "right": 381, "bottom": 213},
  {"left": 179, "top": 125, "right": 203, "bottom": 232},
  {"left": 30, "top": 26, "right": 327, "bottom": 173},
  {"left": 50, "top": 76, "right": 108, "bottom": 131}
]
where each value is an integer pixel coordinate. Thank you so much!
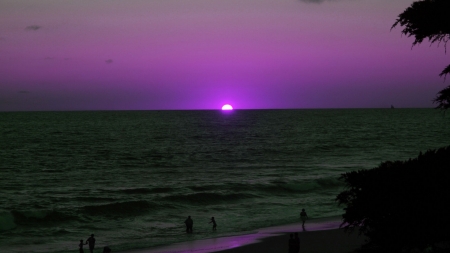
[{"left": 391, "top": 105, "right": 395, "bottom": 109}]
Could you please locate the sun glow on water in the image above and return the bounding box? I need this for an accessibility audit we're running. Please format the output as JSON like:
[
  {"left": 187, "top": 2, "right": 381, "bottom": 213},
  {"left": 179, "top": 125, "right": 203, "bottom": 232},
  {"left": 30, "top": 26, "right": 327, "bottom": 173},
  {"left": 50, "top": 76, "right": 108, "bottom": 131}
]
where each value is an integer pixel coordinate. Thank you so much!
[{"left": 221, "top": 104, "right": 233, "bottom": 110}]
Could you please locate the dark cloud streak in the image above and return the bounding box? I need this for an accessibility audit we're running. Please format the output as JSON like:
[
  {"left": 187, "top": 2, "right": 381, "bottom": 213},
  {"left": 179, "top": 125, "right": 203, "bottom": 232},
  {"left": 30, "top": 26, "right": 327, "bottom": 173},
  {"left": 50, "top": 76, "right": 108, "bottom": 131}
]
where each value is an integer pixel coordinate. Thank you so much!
[
  {"left": 299, "top": 0, "right": 337, "bottom": 3},
  {"left": 25, "top": 25, "right": 41, "bottom": 31}
]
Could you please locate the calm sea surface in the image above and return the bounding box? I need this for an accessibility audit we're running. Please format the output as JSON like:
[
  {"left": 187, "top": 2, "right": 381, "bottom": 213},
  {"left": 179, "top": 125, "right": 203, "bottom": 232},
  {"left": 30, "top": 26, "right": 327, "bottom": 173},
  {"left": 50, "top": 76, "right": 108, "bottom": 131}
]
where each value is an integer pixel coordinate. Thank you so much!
[{"left": 0, "top": 109, "right": 449, "bottom": 253}]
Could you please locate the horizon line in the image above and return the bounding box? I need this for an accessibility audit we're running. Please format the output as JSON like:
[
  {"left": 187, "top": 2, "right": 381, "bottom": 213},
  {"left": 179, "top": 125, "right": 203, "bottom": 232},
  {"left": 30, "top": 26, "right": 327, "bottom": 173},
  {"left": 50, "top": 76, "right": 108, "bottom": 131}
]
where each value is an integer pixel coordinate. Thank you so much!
[{"left": 0, "top": 107, "right": 436, "bottom": 113}]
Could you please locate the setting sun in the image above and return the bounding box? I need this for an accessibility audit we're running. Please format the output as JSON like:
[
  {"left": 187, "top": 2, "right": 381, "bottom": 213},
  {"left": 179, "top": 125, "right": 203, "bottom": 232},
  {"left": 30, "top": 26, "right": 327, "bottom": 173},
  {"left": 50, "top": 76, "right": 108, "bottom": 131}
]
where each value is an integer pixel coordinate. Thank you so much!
[{"left": 221, "top": 104, "right": 233, "bottom": 110}]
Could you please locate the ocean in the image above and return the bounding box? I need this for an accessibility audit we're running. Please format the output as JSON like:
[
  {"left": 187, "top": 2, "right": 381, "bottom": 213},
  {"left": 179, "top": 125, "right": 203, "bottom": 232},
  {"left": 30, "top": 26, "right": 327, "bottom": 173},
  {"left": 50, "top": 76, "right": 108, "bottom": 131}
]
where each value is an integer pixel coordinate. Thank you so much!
[{"left": 0, "top": 109, "right": 449, "bottom": 253}]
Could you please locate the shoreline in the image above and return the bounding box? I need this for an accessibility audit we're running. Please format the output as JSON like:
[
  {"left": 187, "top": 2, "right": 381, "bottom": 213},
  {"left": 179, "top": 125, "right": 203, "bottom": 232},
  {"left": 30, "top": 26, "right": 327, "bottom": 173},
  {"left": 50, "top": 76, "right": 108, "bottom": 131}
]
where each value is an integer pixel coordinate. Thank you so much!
[{"left": 119, "top": 216, "right": 367, "bottom": 253}]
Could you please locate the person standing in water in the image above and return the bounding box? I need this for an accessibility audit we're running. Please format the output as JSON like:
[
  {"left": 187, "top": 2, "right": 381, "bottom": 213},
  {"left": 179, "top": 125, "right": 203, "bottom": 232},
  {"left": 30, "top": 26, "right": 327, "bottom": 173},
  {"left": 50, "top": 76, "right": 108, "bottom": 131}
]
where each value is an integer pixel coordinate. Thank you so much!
[
  {"left": 79, "top": 240, "right": 84, "bottom": 253},
  {"left": 209, "top": 217, "right": 217, "bottom": 231},
  {"left": 184, "top": 216, "right": 193, "bottom": 233},
  {"left": 86, "top": 234, "right": 96, "bottom": 253},
  {"left": 300, "top": 209, "right": 308, "bottom": 229}
]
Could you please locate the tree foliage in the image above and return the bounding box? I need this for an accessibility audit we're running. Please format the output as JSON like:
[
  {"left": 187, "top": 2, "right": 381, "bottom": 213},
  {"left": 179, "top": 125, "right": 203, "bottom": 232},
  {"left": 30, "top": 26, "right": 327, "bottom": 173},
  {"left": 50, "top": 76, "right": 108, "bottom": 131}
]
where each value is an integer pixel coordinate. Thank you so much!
[
  {"left": 434, "top": 85, "right": 450, "bottom": 111},
  {"left": 392, "top": 0, "right": 450, "bottom": 110},
  {"left": 336, "top": 146, "right": 450, "bottom": 252},
  {"left": 391, "top": 0, "right": 450, "bottom": 49}
]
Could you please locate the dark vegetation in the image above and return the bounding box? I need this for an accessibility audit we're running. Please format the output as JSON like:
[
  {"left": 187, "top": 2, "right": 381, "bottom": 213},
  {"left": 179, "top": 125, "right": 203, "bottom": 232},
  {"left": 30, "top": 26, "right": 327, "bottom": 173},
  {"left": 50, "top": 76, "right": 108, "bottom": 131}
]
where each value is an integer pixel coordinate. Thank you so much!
[
  {"left": 434, "top": 88, "right": 450, "bottom": 111},
  {"left": 391, "top": 0, "right": 450, "bottom": 111},
  {"left": 330, "top": 1, "right": 450, "bottom": 251},
  {"left": 336, "top": 2, "right": 450, "bottom": 251},
  {"left": 336, "top": 146, "right": 450, "bottom": 253}
]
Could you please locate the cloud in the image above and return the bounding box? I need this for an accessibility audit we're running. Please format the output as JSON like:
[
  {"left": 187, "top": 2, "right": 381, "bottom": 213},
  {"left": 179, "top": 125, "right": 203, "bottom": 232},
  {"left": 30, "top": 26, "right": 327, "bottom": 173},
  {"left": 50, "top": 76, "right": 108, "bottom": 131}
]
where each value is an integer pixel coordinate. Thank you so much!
[
  {"left": 25, "top": 25, "right": 41, "bottom": 31},
  {"left": 19, "top": 90, "right": 30, "bottom": 94},
  {"left": 105, "top": 59, "right": 113, "bottom": 64},
  {"left": 299, "top": 0, "right": 337, "bottom": 3}
]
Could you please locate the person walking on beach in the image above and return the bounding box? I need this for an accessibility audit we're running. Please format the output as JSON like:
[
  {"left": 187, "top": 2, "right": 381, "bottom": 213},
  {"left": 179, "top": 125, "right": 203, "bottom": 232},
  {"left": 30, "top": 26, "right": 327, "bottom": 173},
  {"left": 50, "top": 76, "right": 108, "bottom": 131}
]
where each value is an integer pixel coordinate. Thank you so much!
[
  {"left": 79, "top": 240, "right": 85, "bottom": 253},
  {"left": 209, "top": 217, "right": 217, "bottom": 231},
  {"left": 184, "top": 216, "right": 193, "bottom": 233},
  {"left": 294, "top": 232, "right": 300, "bottom": 253},
  {"left": 86, "top": 234, "right": 96, "bottom": 253},
  {"left": 300, "top": 209, "right": 308, "bottom": 229}
]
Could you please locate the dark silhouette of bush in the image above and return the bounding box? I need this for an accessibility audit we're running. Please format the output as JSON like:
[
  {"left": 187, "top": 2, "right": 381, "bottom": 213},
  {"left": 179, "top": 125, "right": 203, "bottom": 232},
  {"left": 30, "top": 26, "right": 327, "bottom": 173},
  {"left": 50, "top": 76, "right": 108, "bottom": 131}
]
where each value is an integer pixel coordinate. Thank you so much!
[
  {"left": 392, "top": 0, "right": 450, "bottom": 111},
  {"left": 336, "top": 146, "right": 450, "bottom": 252}
]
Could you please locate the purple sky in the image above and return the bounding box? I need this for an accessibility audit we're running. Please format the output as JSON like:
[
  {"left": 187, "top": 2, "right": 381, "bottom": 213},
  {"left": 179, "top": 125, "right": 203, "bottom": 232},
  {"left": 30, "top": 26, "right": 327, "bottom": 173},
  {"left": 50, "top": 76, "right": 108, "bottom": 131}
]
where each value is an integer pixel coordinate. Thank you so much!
[{"left": 1, "top": 0, "right": 448, "bottom": 111}]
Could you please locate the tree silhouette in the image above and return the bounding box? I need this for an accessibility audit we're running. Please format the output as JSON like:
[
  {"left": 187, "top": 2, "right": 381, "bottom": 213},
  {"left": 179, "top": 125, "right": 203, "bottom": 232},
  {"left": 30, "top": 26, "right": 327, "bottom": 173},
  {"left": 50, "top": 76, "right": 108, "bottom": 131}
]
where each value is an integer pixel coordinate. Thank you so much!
[
  {"left": 391, "top": 0, "right": 450, "bottom": 110},
  {"left": 336, "top": 146, "right": 450, "bottom": 252},
  {"left": 434, "top": 86, "right": 450, "bottom": 110}
]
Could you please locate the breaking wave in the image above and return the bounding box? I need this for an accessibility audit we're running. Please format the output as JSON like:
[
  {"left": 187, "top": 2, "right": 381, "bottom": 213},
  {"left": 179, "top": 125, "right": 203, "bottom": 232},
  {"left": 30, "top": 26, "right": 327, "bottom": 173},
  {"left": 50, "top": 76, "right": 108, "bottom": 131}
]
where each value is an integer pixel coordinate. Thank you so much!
[
  {"left": 161, "top": 192, "right": 258, "bottom": 204},
  {"left": 82, "top": 200, "right": 156, "bottom": 217},
  {"left": 186, "top": 177, "right": 343, "bottom": 196}
]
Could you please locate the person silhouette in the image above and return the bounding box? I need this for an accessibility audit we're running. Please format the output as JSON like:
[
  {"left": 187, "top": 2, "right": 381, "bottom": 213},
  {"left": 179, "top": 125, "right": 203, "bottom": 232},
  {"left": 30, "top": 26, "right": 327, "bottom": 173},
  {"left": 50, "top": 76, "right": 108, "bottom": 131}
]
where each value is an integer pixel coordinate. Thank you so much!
[
  {"left": 184, "top": 216, "right": 193, "bottom": 233},
  {"left": 209, "top": 217, "right": 217, "bottom": 231},
  {"left": 85, "top": 234, "right": 96, "bottom": 253},
  {"left": 79, "top": 239, "right": 84, "bottom": 253},
  {"left": 288, "top": 233, "right": 296, "bottom": 253},
  {"left": 102, "top": 246, "right": 111, "bottom": 253},
  {"left": 300, "top": 209, "right": 308, "bottom": 229},
  {"left": 294, "top": 232, "right": 300, "bottom": 253}
]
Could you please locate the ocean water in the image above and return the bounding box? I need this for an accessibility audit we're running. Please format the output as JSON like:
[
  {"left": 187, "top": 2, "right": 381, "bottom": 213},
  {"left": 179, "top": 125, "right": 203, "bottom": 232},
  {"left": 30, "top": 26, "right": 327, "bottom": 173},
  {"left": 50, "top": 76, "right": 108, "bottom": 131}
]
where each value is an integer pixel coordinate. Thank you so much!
[{"left": 0, "top": 109, "right": 449, "bottom": 253}]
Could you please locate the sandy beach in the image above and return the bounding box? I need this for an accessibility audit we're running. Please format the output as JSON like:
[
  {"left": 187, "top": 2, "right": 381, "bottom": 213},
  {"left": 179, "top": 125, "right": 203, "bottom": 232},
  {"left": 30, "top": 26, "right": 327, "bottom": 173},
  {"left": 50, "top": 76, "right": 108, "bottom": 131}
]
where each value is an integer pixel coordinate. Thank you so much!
[
  {"left": 120, "top": 218, "right": 367, "bottom": 253},
  {"left": 213, "top": 228, "right": 366, "bottom": 253}
]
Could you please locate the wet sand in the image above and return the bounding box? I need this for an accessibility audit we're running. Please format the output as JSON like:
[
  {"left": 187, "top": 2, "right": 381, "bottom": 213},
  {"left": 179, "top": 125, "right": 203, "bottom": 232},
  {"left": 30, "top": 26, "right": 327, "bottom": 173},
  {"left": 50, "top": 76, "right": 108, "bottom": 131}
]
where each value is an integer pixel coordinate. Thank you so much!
[
  {"left": 213, "top": 228, "right": 366, "bottom": 253},
  {"left": 120, "top": 217, "right": 367, "bottom": 253}
]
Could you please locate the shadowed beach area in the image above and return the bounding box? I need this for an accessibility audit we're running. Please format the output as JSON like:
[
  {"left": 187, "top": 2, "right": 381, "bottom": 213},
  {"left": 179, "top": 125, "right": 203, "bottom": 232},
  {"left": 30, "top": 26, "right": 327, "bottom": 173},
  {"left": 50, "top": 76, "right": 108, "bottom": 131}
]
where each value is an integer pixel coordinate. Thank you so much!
[{"left": 119, "top": 217, "right": 367, "bottom": 253}]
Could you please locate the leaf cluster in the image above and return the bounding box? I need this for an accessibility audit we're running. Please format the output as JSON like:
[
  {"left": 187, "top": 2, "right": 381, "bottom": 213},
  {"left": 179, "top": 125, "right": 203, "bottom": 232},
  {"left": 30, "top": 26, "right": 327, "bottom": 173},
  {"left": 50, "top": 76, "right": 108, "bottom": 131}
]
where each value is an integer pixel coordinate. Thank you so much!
[
  {"left": 392, "top": 0, "right": 450, "bottom": 80},
  {"left": 392, "top": 0, "right": 450, "bottom": 49},
  {"left": 433, "top": 85, "right": 450, "bottom": 111},
  {"left": 336, "top": 146, "right": 450, "bottom": 252}
]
